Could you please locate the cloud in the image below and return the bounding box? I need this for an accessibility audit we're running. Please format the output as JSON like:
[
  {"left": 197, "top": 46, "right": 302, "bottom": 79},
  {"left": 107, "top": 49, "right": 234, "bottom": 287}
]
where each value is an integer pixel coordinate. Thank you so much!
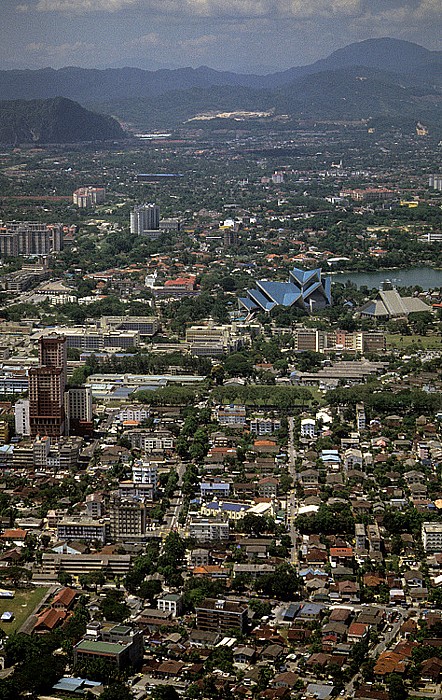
[
  {"left": 28, "top": 0, "right": 442, "bottom": 22},
  {"left": 26, "top": 40, "right": 93, "bottom": 57},
  {"left": 27, "top": 0, "right": 366, "bottom": 17},
  {"left": 131, "top": 32, "right": 162, "bottom": 47}
]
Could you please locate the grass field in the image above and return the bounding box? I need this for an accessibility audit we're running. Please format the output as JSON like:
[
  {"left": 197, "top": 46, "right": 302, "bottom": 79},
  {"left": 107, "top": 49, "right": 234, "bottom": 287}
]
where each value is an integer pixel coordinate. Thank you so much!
[
  {"left": 0, "top": 587, "right": 49, "bottom": 635},
  {"left": 386, "top": 334, "right": 442, "bottom": 350}
]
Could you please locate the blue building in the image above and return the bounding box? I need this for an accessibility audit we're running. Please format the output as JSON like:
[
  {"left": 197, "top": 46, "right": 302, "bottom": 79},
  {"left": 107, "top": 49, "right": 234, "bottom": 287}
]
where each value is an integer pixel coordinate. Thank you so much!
[{"left": 239, "top": 267, "right": 332, "bottom": 314}]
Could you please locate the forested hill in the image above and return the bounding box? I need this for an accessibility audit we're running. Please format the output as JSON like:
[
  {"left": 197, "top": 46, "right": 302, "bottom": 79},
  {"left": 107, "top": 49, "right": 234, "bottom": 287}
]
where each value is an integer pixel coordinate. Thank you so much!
[{"left": 0, "top": 97, "right": 125, "bottom": 145}]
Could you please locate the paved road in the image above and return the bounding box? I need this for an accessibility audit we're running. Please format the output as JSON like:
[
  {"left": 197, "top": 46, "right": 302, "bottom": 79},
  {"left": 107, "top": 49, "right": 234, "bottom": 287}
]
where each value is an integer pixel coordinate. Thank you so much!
[{"left": 287, "top": 416, "right": 299, "bottom": 566}]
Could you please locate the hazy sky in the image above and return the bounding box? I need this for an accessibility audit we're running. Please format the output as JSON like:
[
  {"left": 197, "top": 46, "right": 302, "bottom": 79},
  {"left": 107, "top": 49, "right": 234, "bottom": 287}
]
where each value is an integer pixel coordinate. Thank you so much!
[{"left": 2, "top": 0, "right": 441, "bottom": 72}]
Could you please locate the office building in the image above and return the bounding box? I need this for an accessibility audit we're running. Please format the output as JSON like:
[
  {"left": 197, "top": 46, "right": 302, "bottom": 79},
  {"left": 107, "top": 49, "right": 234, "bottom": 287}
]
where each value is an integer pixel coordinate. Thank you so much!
[
  {"left": 57, "top": 518, "right": 107, "bottom": 544},
  {"left": 130, "top": 203, "right": 160, "bottom": 236},
  {"left": 29, "top": 335, "right": 67, "bottom": 439},
  {"left": 340, "top": 187, "right": 395, "bottom": 202},
  {"left": 15, "top": 399, "right": 30, "bottom": 436},
  {"left": 108, "top": 496, "right": 147, "bottom": 542},
  {"left": 73, "top": 625, "right": 143, "bottom": 670},
  {"left": 0, "top": 421, "right": 9, "bottom": 446},
  {"left": 422, "top": 522, "right": 442, "bottom": 553},
  {"left": 65, "top": 386, "right": 93, "bottom": 436},
  {"left": 196, "top": 598, "right": 248, "bottom": 633},
  {"left": 33, "top": 327, "right": 140, "bottom": 350},
  {"left": 39, "top": 553, "right": 131, "bottom": 579},
  {"left": 101, "top": 316, "right": 159, "bottom": 337},
  {"left": 223, "top": 228, "right": 238, "bottom": 247}
]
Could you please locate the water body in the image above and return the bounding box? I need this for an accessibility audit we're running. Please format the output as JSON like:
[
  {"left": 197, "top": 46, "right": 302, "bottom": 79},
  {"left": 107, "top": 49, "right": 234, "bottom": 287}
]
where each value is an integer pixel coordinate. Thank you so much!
[{"left": 332, "top": 266, "right": 442, "bottom": 291}]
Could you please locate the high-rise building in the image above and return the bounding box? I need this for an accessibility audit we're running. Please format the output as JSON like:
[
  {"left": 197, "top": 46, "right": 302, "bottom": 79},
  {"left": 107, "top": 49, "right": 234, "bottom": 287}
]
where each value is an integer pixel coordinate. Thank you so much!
[
  {"left": 29, "top": 335, "right": 67, "bottom": 439},
  {"left": 65, "top": 386, "right": 93, "bottom": 436},
  {"left": 0, "top": 222, "right": 63, "bottom": 258},
  {"left": 14, "top": 399, "right": 30, "bottom": 436},
  {"left": 223, "top": 228, "right": 238, "bottom": 247},
  {"left": 73, "top": 187, "right": 106, "bottom": 208},
  {"left": 429, "top": 175, "right": 442, "bottom": 191},
  {"left": 130, "top": 203, "right": 160, "bottom": 236},
  {"left": 108, "top": 495, "right": 147, "bottom": 542}
]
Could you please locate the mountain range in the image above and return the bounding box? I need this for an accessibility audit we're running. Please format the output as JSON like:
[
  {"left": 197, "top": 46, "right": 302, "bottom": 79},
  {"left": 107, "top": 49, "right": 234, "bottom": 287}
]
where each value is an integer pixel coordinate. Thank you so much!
[{"left": 0, "top": 38, "right": 440, "bottom": 141}]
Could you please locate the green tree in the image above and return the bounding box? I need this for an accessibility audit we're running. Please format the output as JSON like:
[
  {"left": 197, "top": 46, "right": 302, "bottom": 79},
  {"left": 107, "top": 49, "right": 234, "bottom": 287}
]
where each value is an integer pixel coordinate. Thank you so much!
[
  {"left": 386, "top": 673, "right": 408, "bottom": 700},
  {"left": 101, "top": 683, "right": 134, "bottom": 700}
]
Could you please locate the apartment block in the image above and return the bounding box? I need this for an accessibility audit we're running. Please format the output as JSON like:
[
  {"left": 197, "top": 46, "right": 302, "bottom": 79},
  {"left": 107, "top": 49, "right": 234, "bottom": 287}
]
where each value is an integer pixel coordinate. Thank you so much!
[
  {"left": 73, "top": 187, "right": 106, "bottom": 208},
  {"left": 355, "top": 523, "right": 366, "bottom": 550},
  {"left": 196, "top": 598, "right": 248, "bottom": 633},
  {"left": 157, "top": 594, "right": 183, "bottom": 618},
  {"left": 249, "top": 416, "right": 281, "bottom": 435},
  {"left": 189, "top": 518, "right": 230, "bottom": 542},
  {"left": 422, "top": 522, "right": 442, "bottom": 553},
  {"left": 214, "top": 404, "right": 246, "bottom": 427},
  {"left": 356, "top": 403, "right": 366, "bottom": 431}
]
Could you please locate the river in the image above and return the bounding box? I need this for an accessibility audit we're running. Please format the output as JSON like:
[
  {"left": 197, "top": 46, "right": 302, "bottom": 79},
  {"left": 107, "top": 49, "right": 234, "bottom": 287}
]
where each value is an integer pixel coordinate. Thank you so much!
[{"left": 331, "top": 266, "right": 442, "bottom": 291}]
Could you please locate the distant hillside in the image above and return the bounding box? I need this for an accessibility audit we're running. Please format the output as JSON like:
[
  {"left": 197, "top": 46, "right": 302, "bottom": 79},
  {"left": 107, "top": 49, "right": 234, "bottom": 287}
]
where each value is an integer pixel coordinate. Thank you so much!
[
  {"left": 0, "top": 38, "right": 440, "bottom": 106},
  {"left": 92, "top": 67, "right": 441, "bottom": 133},
  {"left": 0, "top": 39, "right": 440, "bottom": 137},
  {"left": 263, "top": 38, "right": 442, "bottom": 88},
  {"left": 0, "top": 97, "right": 125, "bottom": 145},
  {"left": 274, "top": 67, "right": 442, "bottom": 120}
]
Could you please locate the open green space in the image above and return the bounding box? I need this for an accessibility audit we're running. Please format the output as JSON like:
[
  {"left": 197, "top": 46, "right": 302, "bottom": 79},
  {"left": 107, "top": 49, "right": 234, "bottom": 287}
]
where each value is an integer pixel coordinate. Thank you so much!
[
  {"left": 386, "top": 333, "right": 442, "bottom": 350},
  {"left": 0, "top": 587, "right": 49, "bottom": 635}
]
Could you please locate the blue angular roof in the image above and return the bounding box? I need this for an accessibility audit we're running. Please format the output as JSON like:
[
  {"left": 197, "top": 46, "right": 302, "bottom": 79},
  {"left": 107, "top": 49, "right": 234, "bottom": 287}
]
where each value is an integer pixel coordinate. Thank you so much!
[
  {"left": 241, "top": 266, "right": 331, "bottom": 314},
  {"left": 256, "top": 280, "right": 302, "bottom": 307},
  {"left": 238, "top": 297, "right": 258, "bottom": 311},
  {"left": 248, "top": 288, "right": 276, "bottom": 312},
  {"left": 289, "top": 267, "right": 321, "bottom": 285},
  {"left": 324, "top": 276, "right": 332, "bottom": 304},
  {"left": 302, "top": 279, "right": 323, "bottom": 299}
]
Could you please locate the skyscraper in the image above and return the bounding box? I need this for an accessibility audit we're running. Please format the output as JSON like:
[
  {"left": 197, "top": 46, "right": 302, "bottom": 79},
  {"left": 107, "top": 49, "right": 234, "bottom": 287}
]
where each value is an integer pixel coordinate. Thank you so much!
[
  {"left": 130, "top": 203, "right": 160, "bottom": 236},
  {"left": 29, "top": 335, "right": 67, "bottom": 439}
]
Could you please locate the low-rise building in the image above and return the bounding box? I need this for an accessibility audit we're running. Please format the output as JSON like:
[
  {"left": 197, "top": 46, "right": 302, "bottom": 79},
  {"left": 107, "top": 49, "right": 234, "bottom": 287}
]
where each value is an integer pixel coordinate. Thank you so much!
[{"left": 196, "top": 598, "right": 248, "bottom": 634}]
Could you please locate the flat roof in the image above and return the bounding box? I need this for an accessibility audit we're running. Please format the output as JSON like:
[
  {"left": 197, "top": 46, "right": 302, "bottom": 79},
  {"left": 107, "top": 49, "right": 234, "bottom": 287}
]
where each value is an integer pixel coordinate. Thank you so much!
[{"left": 75, "top": 640, "right": 126, "bottom": 655}]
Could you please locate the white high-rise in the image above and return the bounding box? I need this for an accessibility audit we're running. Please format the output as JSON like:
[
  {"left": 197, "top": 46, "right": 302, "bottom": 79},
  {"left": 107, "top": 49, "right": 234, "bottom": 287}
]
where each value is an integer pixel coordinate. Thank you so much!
[
  {"left": 130, "top": 203, "right": 160, "bottom": 235},
  {"left": 15, "top": 399, "right": 30, "bottom": 436}
]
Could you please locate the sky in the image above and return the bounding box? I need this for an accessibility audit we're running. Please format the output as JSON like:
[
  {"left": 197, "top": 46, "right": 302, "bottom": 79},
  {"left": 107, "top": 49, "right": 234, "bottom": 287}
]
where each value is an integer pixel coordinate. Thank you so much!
[{"left": 2, "top": 0, "right": 441, "bottom": 73}]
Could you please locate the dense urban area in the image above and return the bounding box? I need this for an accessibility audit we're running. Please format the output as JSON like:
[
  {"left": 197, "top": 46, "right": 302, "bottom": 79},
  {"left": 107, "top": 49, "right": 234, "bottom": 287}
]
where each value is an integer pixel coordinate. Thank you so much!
[{"left": 0, "top": 118, "right": 441, "bottom": 700}]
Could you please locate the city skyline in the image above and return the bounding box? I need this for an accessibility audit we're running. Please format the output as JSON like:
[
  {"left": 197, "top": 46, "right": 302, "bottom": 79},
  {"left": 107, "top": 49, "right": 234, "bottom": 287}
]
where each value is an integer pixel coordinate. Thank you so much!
[{"left": 1, "top": 0, "right": 441, "bottom": 73}]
